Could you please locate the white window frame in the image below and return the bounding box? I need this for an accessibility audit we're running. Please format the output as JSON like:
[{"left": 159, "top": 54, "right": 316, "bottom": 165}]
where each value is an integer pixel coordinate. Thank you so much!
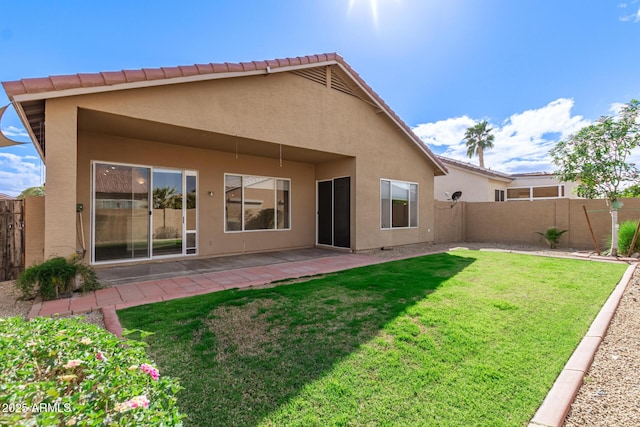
[
  {"left": 380, "top": 178, "right": 419, "bottom": 230},
  {"left": 224, "top": 173, "right": 292, "bottom": 233}
]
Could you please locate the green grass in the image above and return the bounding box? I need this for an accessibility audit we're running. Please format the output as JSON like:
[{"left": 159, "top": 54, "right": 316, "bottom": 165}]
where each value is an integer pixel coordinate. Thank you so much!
[{"left": 118, "top": 251, "right": 627, "bottom": 426}]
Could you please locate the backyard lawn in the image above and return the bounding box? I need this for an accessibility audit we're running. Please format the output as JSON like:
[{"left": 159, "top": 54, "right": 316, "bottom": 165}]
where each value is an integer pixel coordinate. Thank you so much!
[{"left": 118, "top": 250, "right": 627, "bottom": 426}]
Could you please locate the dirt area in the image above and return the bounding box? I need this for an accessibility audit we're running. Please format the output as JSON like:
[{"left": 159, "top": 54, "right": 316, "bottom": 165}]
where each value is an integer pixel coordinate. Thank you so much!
[
  {"left": 0, "top": 280, "right": 32, "bottom": 318},
  {"left": 1, "top": 242, "right": 637, "bottom": 424},
  {"left": 0, "top": 280, "right": 104, "bottom": 327}
]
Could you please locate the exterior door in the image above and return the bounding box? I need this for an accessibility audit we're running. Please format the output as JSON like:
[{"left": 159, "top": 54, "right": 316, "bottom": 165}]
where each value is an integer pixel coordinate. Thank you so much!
[
  {"left": 317, "top": 180, "right": 333, "bottom": 245},
  {"left": 152, "top": 169, "right": 198, "bottom": 257},
  {"left": 93, "top": 162, "right": 197, "bottom": 264},
  {"left": 152, "top": 169, "right": 184, "bottom": 256},
  {"left": 316, "top": 177, "right": 350, "bottom": 248},
  {"left": 93, "top": 163, "right": 150, "bottom": 262},
  {"left": 184, "top": 172, "right": 198, "bottom": 254},
  {"left": 333, "top": 177, "right": 350, "bottom": 248}
]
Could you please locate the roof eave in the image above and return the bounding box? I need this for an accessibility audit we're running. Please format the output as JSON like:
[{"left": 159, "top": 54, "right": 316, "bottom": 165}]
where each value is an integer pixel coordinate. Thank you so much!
[{"left": 7, "top": 60, "right": 341, "bottom": 103}]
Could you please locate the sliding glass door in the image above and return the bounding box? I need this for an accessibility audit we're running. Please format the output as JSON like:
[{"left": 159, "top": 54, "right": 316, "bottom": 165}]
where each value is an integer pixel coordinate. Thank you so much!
[
  {"left": 94, "top": 163, "right": 151, "bottom": 262},
  {"left": 152, "top": 169, "right": 184, "bottom": 257},
  {"left": 92, "top": 162, "right": 197, "bottom": 264}
]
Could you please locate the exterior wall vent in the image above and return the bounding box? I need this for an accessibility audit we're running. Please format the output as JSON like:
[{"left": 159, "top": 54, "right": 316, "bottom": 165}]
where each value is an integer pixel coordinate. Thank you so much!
[
  {"left": 291, "top": 67, "right": 357, "bottom": 98},
  {"left": 330, "top": 69, "right": 356, "bottom": 97},
  {"left": 291, "top": 67, "right": 327, "bottom": 86}
]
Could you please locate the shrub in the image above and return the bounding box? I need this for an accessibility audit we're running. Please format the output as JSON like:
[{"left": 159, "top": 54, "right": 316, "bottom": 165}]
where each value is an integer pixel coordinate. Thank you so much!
[
  {"left": 535, "top": 226, "right": 568, "bottom": 249},
  {"left": 154, "top": 226, "right": 179, "bottom": 239},
  {"left": 0, "top": 316, "right": 184, "bottom": 426},
  {"left": 16, "top": 254, "right": 101, "bottom": 300},
  {"left": 617, "top": 220, "right": 640, "bottom": 255}
]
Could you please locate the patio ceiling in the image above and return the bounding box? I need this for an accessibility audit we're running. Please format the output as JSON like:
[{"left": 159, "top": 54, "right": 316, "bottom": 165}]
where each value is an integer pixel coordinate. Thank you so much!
[{"left": 78, "top": 108, "right": 350, "bottom": 164}]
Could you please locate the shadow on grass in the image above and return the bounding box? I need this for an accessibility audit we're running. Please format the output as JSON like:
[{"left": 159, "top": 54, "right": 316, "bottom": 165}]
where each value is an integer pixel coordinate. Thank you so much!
[{"left": 117, "top": 252, "right": 474, "bottom": 427}]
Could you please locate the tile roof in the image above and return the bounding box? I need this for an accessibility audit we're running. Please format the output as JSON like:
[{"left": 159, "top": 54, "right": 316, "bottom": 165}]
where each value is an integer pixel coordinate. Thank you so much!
[
  {"left": 1, "top": 53, "right": 447, "bottom": 175},
  {"left": 2, "top": 54, "right": 339, "bottom": 98},
  {"left": 438, "top": 156, "right": 512, "bottom": 181},
  {"left": 439, "top": 156, "right": 556, "bottom": 180},
  {"left": 509, "top": 172, "right": 554, "bottom": 177}
]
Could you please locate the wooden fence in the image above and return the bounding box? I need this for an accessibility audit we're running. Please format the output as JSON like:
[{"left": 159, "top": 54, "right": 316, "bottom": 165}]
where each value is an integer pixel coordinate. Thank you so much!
[{"left": 0, "top": 199, "right": 24, "bottom": 281}]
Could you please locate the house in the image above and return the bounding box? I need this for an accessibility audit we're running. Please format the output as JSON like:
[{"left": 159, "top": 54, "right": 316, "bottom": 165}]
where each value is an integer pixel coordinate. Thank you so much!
[
  {"left": 435, "top": 156, "right": 579, "bottom": 202},
  {"left": 0, "top": 193, "right": 15, "bottom": 200},
  {"left": 1, "top": 53, "right": 447, "bottom": 265}
]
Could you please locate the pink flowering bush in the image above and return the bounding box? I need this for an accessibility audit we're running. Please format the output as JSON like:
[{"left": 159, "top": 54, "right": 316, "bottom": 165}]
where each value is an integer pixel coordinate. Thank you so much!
[
  {"left": 140, "top": 363, "right": 160, "bottom": 381},
  {"left": 115, "top": 395, "right": 150, "bottom": 412},
  {"left": 0, "top": 316, "right": 184, "bottom": 426}
]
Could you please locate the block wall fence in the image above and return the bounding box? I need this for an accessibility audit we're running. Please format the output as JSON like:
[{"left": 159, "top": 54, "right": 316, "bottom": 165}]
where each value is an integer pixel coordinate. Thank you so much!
[{"left": 435, "top": 198, "right": 640, "bottom": 251}]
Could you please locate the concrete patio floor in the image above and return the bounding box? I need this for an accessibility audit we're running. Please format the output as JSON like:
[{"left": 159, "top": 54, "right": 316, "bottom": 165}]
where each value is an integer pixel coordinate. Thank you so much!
[
  {"left": 27, "top": 248, "right": 381, "bottom": 318},
  {"left": 95, "top": 248, "right": 345, "bottom": 286}
]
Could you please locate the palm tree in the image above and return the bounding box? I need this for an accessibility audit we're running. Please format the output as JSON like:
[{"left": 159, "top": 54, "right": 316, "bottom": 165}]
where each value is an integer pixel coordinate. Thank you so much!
[
  {"left": 153, "top": 186, "right": 179, "bottom": 229},
  {"left": 464, "top": 120, "right": 495, "bottom": 168}
]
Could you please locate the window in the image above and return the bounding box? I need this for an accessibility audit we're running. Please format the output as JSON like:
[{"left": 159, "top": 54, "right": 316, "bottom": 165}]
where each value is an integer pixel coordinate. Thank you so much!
[
  {"left": 225, "top": 174, "right": 291, "bottom": 232},
  {"left": 507, "top": 185, "right": 565, "bottom": 201},
  {"left": 507, "top": 187, "right": 531, "bottom": 200},
  {"left": 495, "top": 189, "right": 505, "bottom": 202},
  {"left": 532, "top": 186, "right": 560, "bottom": 198},
  {"left": 381, "top": 179, "right": 418, "bottom": 229}
]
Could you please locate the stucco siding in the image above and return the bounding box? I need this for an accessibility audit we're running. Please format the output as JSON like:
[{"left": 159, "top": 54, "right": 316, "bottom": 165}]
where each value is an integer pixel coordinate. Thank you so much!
[{"left": 43, "top": 69, "right": 439, "bottom": 262}]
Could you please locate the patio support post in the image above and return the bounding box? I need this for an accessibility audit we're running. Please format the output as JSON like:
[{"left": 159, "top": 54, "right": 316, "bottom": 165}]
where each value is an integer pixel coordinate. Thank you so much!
[{"left": 43, "top": 101, "right": 78, "bottom": 259}]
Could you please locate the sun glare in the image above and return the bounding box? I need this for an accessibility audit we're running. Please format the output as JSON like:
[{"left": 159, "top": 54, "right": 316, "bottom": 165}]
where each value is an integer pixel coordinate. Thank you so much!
[{"left": 348, "top": 0, "right": 401, "bottom": 28}]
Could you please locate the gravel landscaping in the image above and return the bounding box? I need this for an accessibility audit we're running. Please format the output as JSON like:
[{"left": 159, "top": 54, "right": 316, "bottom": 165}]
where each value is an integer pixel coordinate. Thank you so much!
[
  {"left": 1, "top": 242, "right": 636, "bottom": 425},
  {"left": 564, "top": 269, "right": 640, "bottom": 426}
]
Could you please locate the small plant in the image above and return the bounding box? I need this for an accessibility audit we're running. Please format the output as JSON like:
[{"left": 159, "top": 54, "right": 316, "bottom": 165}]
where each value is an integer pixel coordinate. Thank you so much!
[
  {"left": 16, "top": 254, "right": 101, "bottom": 300},
  {"left": 0, "top": 316, "right": 184, "bottom": 426},
  {"left": 154, "top": 226, "right": 179, "bottom": 239},
  {"left": 614, "top": 220, "right": 640, "bottom": 256},
  {"left": 536, "top": 226, "right": 569, "bottom": 249}
]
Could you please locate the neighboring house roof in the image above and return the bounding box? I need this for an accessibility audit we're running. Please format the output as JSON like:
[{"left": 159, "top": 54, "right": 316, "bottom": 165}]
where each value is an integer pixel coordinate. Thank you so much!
[
  {"left": 438, "top": 156, "right": 559, "bottom": 181},
  {"left": 438, "top": 156, "right": 512, "bottom": 182},
  {"left": 509, "top": 172, "right": 555, "bottom": 178},
  {"left": 1, "top": 53, "right": 447, "bottom": 176},
  {"left": 0, "top": 193, "right": 15, "bottom": 200}
]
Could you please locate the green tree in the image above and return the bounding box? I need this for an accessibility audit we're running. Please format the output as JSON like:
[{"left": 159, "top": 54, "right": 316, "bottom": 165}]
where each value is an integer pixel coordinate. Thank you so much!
[
  {"left": 17, "top": 185, "right": 44, "bottom": 199},
  {"left": 620, "top": 183, "right": 640, "bottom": 198},
  {"left": 550, "top": 99, "right": 640, "bottom": 256},
  {"left": 153, "top": 186, "right": 179, "bottom": 229},
  {"left": 464, "top": 120, "right": 495, "bottom": 168}
]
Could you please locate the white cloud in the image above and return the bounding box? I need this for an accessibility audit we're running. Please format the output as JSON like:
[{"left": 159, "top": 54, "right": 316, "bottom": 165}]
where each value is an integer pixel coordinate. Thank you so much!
[
  {"left": 413, "top": 98, "right": 592, "bottom": 173},
  {"left": 1, "top": 125, "right": 29, "bottom": 138},
  {"left": 412, "top": 116, "right": 476, "bottom": 147},
  {"left": 609, "top": 102, "right": 627, "bottom": 115},
  {"left": 619, "top": 6, "right": 640, "bottom": 22},
  {"left": 0, "top": 152, "right": 43, "bottom": 197}
]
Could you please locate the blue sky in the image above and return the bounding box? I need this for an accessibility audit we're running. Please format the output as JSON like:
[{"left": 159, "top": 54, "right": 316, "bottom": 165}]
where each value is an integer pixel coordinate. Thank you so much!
[{"left": 1, "top": 0, "right": 640, "bottom": 195}]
